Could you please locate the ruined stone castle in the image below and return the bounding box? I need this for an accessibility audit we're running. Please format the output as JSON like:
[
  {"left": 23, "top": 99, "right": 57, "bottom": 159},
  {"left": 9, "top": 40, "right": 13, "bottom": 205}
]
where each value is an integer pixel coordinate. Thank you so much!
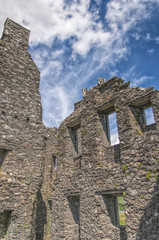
[{"left": 0, "top": 19, "right": 159, "bottom": 240}]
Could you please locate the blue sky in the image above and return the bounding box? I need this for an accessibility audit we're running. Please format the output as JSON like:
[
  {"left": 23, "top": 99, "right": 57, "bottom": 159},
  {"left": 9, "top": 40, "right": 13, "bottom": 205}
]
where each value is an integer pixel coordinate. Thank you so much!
[{"left": 0, "top": 0, "right": 159, "bottom": 129}]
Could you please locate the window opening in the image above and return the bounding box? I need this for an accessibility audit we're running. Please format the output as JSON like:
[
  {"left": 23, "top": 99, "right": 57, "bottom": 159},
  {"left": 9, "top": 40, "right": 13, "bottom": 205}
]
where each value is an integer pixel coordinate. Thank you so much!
[
  {"left": 108, "top": 112, "right": 120, "bottom": 146},
  {"left": 53, "top": 156, "right": 57, "bottom": 170},
  {"left": 99, "top": 191, "right": 127, "bottom": 240},
  {"left": 144, "top": 107, "right": 155, "bottom": 126},
  {"left": 54, "top": 157, "right": 57, "bottom": 170},
  {"left": 69, "top": 124, "right": 81, "bottom": 155},
  {"left": 51, "top": 155, "right": 57, "bottom": 173},
  {"left": 101, "top": 112, "right": 119, "bottom": 146},
  {"left": 117, "top": 196, "right": 126, "bottom": 226},
  {"left": 102, "top": 194, "right": 126, "bottom": 226},
  {"left": 130, "top": 99, "right": 156, "bottom": 132}
]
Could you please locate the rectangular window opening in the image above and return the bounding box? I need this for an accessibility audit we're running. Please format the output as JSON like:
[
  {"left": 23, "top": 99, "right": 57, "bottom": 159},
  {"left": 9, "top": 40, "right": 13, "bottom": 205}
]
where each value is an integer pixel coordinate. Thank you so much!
[
  {"left": 102, "top": 194, "right": 126, "bottom": 227},
  {"left": 144, "top": 106, "right": 155, "bottom": 126},
  {"left": 51, "top": 155, "right": 57, "bottom": 172},
  {"left": 117, "top": 196, "right": 126, "bottom": 226},
  {"left": 68, "top": 124, "right": 81, "bottom": 155},
  {"left": 53, "top": 156, "right": 57, "bottom": 170},
  {"left": 108, "top": 112, "right": 120, "bottom": 146},
  {"left": 130, "top": 99, "right": 156, "bottom": 132},
  {"left": 101, "top": 111, "right": 120, "bottom": 146},
  {"left": 100, "top": 192, "right": 127, "bottom": 240}
]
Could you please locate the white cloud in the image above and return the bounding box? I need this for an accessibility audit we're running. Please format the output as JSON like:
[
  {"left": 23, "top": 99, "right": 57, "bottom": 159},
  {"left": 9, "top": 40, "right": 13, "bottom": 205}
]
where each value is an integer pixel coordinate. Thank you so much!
[
  {"left": 0, "top": 0, "right": 159, "bottom": 127},
  {"left": 1, "top": 0, "right": 158, "bottom": 60},
  {"left": 111, "top": 132, "right": 120, "bottom": 146},
  {"left": 31, "top": 47, "right": 64, "bottom": 79},
  {"left": 1, "top": 0, "right": 159, "bottom": 55},
  {"left": 0, "top": 0, "right": 105, "bottom": 55},
  {"left": 131, "top": 33, "right": 141, "bottom": 41},
  {"left": 42, "top": 85, "right": 71, "bottom": 127},
  {"left": 130, "top": 76, "right": 154, "bottom": 87}
]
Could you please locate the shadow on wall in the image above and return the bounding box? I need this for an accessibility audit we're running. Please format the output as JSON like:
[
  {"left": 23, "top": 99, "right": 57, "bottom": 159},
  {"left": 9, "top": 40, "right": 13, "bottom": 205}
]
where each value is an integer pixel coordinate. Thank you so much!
[
  {"left": 35, "top": 190, "right": 47, "bottom": 240},
  {"left": 0, "top": 149, "right": 11, "bottom": 167},
  {"left": 67, "top": 196, "right": 80, "bottom": 224},
  {"left": 136, "top": 175, "right": 159, "bottom": 240},
  {"left": 0, "top": 211, "right": 12, "bottom": 239}
]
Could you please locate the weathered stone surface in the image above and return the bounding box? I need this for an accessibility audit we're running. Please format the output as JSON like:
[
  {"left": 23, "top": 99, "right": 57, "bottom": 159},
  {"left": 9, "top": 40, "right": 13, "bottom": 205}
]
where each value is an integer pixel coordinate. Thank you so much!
[
  {"left": 46, "top": 76, "right": 159, "bottom": 240},
  {"left": 0, "top": 19, "right": 159, "bottom": 240},
  {"left": 0, "top": 19, "right": 48, "bottom": 239}
]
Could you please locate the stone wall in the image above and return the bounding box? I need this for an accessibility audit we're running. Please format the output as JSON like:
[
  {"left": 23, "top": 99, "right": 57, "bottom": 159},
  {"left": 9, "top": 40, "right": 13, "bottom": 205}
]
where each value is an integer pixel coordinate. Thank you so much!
[
  {"left": 45, "top": 78, "right": 159, "bottom": 240},
  {"left": 0, "top": 19, "right": 159, "bottom": 240},
  {"left": 0, "top": 19, "right": 49, "bottom": 239}
]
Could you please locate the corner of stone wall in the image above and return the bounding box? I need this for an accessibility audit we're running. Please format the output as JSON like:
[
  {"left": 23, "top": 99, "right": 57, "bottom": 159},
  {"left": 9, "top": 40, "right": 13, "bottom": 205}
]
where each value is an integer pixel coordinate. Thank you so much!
[{"left": 1, "top": 18, "right": 30, "bottom": 50}]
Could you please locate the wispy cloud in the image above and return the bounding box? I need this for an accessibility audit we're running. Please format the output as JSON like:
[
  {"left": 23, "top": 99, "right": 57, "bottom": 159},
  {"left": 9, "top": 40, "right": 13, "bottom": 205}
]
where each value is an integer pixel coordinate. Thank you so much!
[
  {"left": 130, "top": 76, "right": 154, "bottom": 88},
  {"left": 116, "top": 66, "right": 154, "bottom": 88},
  {"left": 0, "top": 0, "right": 159, "bottom": 127},
  {"left": 42, "top": 85, "right": 71, "bottom": 127},
  {"left": 155, "top": 36, "right": 159, "bottom": 44}
]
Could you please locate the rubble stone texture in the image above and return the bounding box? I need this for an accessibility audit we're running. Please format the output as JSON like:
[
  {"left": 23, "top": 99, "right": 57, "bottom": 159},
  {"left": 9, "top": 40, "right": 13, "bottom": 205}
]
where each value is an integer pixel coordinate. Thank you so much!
[{"left": 0, "top": 19, "right": 159, "bottom": 240}]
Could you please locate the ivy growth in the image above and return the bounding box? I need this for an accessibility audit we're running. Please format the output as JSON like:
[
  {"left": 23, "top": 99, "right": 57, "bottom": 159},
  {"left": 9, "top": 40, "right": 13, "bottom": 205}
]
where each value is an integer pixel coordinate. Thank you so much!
[
  {"left": 136, "top": 128, "right": 143, "bottom": 135},
  {"left": 98, "top": 163, "right": 103, "bottom": 167},
  {"left": 146, "top": 171, "right": 151, "bottom": 180},
  {"left": 82, "top": 130, "right": 86, "bottom": 135},
  {"left": 122, "top": 165, "right": 128, "bottom": 171}
]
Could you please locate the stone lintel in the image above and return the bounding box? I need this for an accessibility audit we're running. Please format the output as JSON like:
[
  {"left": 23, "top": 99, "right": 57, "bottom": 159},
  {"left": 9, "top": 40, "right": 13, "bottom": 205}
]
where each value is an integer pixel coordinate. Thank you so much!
[
  {"left": 67, "top": 120, "right": 81, "bottom": 128},
  {"left": 128, "top": 94, "right": 152, "bottom": 107},
  {"left": 96, "top": 190, "right": 125, "bottom": 195}
]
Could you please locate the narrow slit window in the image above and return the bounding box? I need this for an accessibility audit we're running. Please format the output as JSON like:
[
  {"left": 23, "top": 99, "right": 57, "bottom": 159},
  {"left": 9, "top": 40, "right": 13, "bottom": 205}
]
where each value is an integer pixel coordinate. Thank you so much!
[
  {"left": 51, "top": 155, "right": 57, "bottom": 171},
  {"left": 69, "top": 124, "right": 81, "bottom": 155},
  {"left": 144, "top": 107, "right": 155, "bottom": 126},
  {"left": 54, "top": 157, "right": 57, "bottom": 170},
  {"left": 108, "top": 112, "right": 120, "bottom": 146},
  {"left": 74, "top": 128, "right": 79, "bottom": 154}
]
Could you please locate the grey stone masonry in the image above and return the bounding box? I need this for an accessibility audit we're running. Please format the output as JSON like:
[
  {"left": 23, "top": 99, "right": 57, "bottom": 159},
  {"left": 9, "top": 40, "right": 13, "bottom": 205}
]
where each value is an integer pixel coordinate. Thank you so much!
[
  {"left": 0, "top": 19, "right": 159, "bottom": 240},
  {"left": 0, "top": 19, "right": 48, "bottom": 239},
  {"left": 46, "top": 78, "right": 159, "bottom": 240}
]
